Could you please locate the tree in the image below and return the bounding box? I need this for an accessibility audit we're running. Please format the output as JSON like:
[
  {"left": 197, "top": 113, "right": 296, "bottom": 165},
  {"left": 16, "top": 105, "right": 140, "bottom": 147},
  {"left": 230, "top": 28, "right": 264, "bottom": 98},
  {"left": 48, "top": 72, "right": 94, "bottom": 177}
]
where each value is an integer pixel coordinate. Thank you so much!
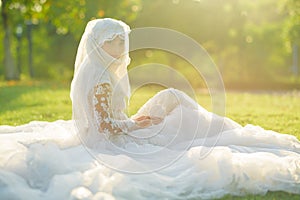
[
  {"left": 130, "top": 0, "right": 300, "bottom": 89},
  {"left": 1, "top": 0, "right": 142, "bottom": 80},
  {"left": 280, "top": 0, "right": 300, "bottom": 76},
  {"left": 280, "top": 0, "right": 300, "bottom": 46},
  {"left": 1, "top": 0, "right": 19, "bottom": 80},
  {"left": 0, "top": 0, "right": 86, "bottom": 80}
]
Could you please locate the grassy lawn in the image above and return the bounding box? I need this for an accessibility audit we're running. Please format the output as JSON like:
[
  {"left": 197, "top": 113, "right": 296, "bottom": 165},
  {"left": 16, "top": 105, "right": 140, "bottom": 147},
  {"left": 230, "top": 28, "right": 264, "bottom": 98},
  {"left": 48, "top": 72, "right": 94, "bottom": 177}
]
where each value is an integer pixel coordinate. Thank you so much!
[
  {"left": 0, "top": 81, "right": 72, "bottom": 125},
  {"left": 0, "top": 81, "right": 299, "bottom": 199}
]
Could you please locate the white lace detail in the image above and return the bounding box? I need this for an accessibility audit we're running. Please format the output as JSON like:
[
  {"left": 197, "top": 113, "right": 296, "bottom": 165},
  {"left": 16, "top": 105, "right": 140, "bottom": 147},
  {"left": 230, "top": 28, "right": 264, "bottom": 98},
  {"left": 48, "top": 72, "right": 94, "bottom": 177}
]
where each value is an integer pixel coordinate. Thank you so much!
[{"left": 93, "top": 83, "right": 135, "bottom": 135}]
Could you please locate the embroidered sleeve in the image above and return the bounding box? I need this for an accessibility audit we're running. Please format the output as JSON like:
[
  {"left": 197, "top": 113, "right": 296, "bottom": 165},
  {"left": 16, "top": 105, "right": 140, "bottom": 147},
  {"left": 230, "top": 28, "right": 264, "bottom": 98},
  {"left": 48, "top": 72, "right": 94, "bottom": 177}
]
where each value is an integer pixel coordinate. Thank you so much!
[{"left": 93, "top": 83, "right": 135, "bottom": 135}]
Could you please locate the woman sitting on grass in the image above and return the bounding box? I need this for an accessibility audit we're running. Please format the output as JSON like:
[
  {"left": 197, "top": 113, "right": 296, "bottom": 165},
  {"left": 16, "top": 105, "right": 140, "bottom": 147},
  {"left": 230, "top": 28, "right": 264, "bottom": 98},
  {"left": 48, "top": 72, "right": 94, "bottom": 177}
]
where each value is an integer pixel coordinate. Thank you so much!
[
  {"left": 70, "top": 18, "right": 300, "bottom": 196},
  {"left": 0, "top": 18, "right": 299, "bottom": 200}
]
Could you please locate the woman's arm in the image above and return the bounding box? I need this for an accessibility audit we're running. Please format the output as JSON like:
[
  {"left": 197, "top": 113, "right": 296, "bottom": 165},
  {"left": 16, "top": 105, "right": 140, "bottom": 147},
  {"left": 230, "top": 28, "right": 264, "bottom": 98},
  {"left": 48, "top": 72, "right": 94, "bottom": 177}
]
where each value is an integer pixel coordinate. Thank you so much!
[
  {"left": 93, "top": 83, "right": 163, "bottom": 135},
  {"left": 93, "top": 83, "right": 136, "bottom": 134}
]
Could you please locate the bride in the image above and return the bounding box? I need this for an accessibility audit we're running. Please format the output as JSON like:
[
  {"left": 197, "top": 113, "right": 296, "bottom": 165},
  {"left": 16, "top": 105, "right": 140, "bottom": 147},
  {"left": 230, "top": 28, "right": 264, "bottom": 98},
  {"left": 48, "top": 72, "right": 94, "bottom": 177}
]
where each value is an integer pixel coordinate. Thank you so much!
[
  {"left": 0, "top": 18, "right": 299, "bottom": 200},
  {"left": 70, "top": 18, "right": 240, "bottom": 149}
]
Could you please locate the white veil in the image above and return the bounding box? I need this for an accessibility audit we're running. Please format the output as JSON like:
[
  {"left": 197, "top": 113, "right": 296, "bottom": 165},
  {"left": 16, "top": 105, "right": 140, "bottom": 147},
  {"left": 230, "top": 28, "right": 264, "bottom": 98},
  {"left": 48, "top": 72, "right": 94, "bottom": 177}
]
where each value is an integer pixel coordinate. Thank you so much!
[{"left": 70, "top": 18, "right": 131, "bottom": 143}]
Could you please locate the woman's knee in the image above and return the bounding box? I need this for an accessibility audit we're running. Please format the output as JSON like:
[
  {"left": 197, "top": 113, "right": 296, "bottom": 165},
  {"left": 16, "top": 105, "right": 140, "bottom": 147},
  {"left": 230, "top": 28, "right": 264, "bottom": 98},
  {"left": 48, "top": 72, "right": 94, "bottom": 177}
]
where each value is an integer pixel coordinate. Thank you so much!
[
  {"left": 156, "top": 88, "right": 180, "bottom": 98},
  {"left": 166, "top": 88, "right": 198, "bottom": 109}
]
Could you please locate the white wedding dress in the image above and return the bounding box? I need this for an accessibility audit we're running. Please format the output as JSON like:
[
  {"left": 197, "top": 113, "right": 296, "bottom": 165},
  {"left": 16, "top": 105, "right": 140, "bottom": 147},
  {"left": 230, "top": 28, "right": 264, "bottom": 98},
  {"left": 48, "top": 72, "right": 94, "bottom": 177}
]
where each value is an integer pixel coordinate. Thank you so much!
[
  {"left": 0, "top": 18, "right": 299, "bottom": 200},
  {"left": 0, "top": 88, "right": 300, "bottom": 200}
]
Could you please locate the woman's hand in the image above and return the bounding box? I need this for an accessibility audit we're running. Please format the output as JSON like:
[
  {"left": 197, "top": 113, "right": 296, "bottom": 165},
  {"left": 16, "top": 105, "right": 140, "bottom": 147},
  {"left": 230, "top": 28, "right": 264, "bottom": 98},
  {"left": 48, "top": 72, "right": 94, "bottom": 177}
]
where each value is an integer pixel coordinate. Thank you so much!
[
  {"left": 134, "top": 118, "right": 151, "bottom": 128},
  {"left": 149, "top": 116, "right": 163, "bottom": 125},
  {"left": 134, "top": 115, "right": 151, "bottom": 121},
  {"left": 133, "top": 115, "right": 163, "bottom": 128}
]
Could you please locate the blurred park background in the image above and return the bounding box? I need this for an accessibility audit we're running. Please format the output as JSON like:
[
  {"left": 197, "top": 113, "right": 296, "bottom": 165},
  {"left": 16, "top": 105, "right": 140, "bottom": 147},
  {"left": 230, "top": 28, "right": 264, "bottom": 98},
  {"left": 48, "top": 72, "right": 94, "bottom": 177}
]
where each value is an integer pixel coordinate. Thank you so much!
[{"left": 1, "top": 0, "right": 300, "bottom": 90}]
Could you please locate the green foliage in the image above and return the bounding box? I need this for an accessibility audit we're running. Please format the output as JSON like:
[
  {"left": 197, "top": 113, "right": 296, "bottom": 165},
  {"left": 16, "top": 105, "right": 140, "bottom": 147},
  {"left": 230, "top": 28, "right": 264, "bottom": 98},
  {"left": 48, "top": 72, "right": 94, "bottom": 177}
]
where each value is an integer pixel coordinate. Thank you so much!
[
  {"left": 85, "top": 0, "right": 141, "bottom": 25},
  {"left": 1, "top": 0, "right": 299, "bottom": 88},
  {"left": 2, "top": 0, "right": 86, "bottom": 37},
  {"left": 132, "top": 0, "right": 299, "bottom": 89},
  {"left": 0, "top": 0, "right": 142, "bottom": 80},
  {"left": 279, "top": 0, "right": 300, "bottom": 47}
]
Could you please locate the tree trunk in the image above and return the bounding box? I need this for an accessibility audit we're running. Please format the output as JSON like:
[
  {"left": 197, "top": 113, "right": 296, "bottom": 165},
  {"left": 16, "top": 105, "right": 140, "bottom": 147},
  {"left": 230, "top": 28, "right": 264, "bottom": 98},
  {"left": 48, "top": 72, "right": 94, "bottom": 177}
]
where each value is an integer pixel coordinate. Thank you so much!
[
  {"left": 292, "top": 43, "right": 299, "bottom": 77},
  {"left": 1, "top": 0, "right": 19, "bottom": 80},
  {"left": 26, "top": 21, "right": 34, "bottom": 78}
]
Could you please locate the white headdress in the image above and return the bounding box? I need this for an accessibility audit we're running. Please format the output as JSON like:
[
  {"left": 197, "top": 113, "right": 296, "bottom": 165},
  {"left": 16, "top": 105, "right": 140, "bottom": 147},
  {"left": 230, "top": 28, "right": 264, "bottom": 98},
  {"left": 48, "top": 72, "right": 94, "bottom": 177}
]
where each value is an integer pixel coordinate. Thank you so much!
[{"left": 70, "top": 18, "right": 131, "bottom": 141}]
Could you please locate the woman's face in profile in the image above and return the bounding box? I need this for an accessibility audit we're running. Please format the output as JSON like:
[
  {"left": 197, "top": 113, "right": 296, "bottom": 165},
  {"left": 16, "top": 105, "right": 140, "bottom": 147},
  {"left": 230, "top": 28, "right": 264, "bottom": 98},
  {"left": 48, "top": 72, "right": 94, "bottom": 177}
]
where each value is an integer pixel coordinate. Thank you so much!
[{"left": 101, "top": 36, "right": 125, "bottom": 59}]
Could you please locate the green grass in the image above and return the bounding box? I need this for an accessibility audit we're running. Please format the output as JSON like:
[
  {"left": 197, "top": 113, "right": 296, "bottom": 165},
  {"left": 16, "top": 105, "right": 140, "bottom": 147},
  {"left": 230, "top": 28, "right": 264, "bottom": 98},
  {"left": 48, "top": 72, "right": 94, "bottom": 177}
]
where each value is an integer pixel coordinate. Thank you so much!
[
  {"left": 225, "top": 91, "right": 300, "bottom": 139},
  {"left": 0, "top": 81, "right": 72, "bottom": 125},
  {"left": 0, "top": 81, "right": 299, "bottom": 199}
]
